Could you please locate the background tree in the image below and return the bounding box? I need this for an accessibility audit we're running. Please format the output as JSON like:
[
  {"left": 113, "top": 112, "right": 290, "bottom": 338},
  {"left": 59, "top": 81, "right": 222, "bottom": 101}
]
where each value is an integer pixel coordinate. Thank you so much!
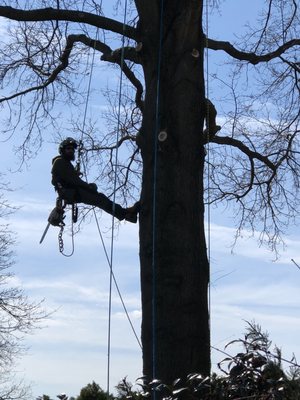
[
  {"left": 0, "top": 0, "right": 298, "bottom": 384},
  {"left": 0, "top": 175, "right": 46, "bottom": 400},
  {"left": 76, "top": 381, "right": 112, "bottom": 400}
]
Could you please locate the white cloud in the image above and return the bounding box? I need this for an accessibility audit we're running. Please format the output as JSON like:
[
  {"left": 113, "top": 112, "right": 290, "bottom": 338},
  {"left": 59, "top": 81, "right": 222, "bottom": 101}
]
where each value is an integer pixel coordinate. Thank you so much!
[
  {"left": 3, "top": 159, "right": 297, "bottom": 396},
  {"left": 209, "top": 222, "right": 300, "bottom": 265}
]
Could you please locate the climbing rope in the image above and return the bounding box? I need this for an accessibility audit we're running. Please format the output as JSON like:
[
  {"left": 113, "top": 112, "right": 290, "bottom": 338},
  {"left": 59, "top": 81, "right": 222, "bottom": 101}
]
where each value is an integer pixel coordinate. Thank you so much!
[
  {"left": 151, "top": 0, "right": 165, "bottom": 384},
  {"left": 93, "top": 212, "right": 142, "bottom": 351},
  {"left": 107, "top": 0, "right": 129, "bottom": 394},
  {"left": 39, "top": 5, "right": 141, "bottom": 389},
  {"left": 205, "top": 0, "right": 212, "bottom": 370},
  {"left": 75, "top": 2, "right": 141, "bottom": 396}
]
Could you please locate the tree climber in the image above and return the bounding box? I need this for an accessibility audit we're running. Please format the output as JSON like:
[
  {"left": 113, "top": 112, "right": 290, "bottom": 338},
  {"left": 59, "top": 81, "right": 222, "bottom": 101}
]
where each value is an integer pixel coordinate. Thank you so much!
[{"left": 51, "top": 137, "right": 140, "bottom": 223}]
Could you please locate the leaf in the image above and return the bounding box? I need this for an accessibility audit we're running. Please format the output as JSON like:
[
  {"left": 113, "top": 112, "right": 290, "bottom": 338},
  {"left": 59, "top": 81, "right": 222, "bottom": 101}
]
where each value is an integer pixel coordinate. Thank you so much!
[{"left": 172, "top": 388, "right": 189, "bottom": 395}]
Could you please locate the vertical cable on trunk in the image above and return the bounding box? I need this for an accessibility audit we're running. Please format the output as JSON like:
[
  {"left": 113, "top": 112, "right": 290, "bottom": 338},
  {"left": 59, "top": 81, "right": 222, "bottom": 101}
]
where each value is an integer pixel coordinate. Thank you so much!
[
  {"left": 151, "top": 0, "right": 165, "bottom": 388},
  {"left": 204, "top": 0, "right": 212, "bottom": 371}
]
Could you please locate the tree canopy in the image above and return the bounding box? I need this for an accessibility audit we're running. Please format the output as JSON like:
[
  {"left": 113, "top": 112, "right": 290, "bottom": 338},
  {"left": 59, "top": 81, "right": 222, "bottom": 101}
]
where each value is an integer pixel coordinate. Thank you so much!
[{"left": 0, "top": 1, "right": 298, "bottom": 249}]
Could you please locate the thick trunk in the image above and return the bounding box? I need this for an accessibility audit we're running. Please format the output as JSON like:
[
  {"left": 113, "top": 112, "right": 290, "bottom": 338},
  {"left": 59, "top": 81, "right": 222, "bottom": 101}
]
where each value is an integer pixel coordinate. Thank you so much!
[{"left": 138, "top": 1, "right": 210, "bottom": 383}]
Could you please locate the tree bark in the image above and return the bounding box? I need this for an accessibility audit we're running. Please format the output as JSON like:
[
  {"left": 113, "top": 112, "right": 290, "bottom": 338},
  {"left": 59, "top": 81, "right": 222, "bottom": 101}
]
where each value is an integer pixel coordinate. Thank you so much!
[{"left": 138, "top": 0, "right": 210, "bottom": 382}]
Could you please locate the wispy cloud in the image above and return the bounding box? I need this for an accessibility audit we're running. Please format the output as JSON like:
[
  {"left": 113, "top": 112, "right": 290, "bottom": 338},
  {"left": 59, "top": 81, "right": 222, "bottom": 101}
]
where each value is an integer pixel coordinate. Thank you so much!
[{"left": 3, "top": 156, "right": 300, "bottom": 398}]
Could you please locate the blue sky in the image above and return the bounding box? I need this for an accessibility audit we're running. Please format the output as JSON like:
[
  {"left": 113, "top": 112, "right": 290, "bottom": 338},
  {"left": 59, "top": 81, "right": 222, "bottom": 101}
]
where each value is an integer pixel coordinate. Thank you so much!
[
  {"left": 0, "top": 1, "right": 300, "bottom": 399},
  {"left": 5, "top": 193, "right": 300, "bottom": 398}
]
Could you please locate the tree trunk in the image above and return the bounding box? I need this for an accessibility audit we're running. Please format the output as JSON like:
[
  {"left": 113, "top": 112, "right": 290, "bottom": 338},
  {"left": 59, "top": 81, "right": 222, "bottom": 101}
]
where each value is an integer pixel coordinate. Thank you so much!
[{"left": 137, "top": 0, "right": 210, "bottom": 383}]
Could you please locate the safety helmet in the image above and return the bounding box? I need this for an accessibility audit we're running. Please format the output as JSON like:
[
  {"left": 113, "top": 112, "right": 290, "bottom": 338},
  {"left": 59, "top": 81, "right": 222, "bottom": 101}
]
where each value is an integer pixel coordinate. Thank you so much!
[{"left": 59, "top": 137, "right": 78, "bottom": 154}]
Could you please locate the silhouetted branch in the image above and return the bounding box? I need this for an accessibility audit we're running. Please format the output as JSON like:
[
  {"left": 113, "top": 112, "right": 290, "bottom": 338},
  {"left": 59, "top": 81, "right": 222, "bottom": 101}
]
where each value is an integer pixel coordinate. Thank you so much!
[
  {"left": 0, "top": 6, "right": 138, "bottom": 40},
  {"left": 206, "top": 37, "right": 300, "bottom": 64}
]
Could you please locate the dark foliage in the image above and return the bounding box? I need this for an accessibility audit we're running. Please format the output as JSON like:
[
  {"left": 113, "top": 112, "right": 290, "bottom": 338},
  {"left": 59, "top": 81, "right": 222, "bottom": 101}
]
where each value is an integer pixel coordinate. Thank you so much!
[
  {"left": 76, "top": 381, "right": 113, "bottom": 400},
  {"left": 114, "top": 323, "right": 300, "bottom": 400}
]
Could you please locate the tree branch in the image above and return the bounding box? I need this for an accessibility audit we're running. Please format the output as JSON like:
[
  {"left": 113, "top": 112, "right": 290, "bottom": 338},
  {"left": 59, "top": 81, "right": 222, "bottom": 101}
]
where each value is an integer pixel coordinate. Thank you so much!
[
  {"left": 0, "top": 33, "right": 76, "bottom": 102},
  {"left": 0, "top": 6, "right": 138, "bottom": 41},
  {"left": 210, "top": 135, "right": 276, "bottom": 171},
  {"left": 206, "top": 37, "right": 300, "bottom": 64},
  {"left": 73, "top": 35, "right": 144, "bottom": 111},
  {"left": 0, "top": 33, "right": 145, "bottom": 112},
  {"left": 101, "top": 46, "right": 142, "bottom": 65},
  {"left": 87, "top": 134, "right": 137, "bottom": 152}
]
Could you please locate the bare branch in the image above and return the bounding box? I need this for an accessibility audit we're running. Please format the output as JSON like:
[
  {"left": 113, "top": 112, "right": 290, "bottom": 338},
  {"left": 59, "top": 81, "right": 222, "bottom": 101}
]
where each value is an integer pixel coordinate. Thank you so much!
[
  {"left": 0, "top": 33, "right": 75, "bottom": 102},
  {"left": 0, "top": 5, "right": 138, "bottom": 40},
  {"left": 206, "top": 37, "right": 300, "bottom": 64},
  {"left": 101, "top": 50, "right": 144, "bottom": 111},
  {"left": 87, "top": 134, "right": 136, "bottom": 152},
  {"left": 0, "top": 30, "right": 144, "bottom": 112},
  {"left": 101, "top": 46, "right": 142, "bottom": 65},
  {"left": 62, "top": 34, "right": 144, "bottom": 111},
  {"left": 210, "top": 135, "right": 277, "bottom": 171}
]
